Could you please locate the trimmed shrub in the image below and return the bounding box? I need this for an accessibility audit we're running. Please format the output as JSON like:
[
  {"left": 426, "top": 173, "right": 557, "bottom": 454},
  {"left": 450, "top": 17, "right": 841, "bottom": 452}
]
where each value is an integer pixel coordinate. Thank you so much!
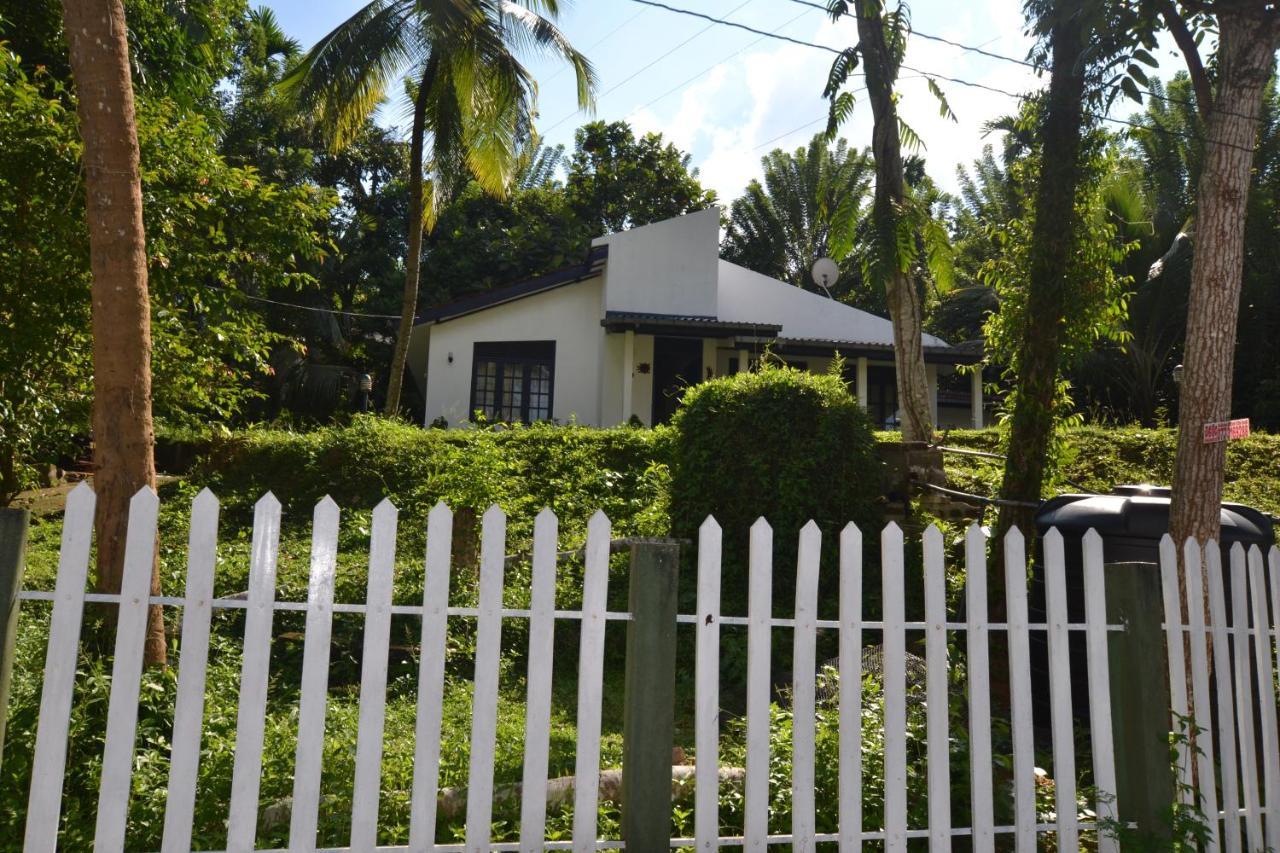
[{"left": 669, "top": 363, "right": 883, "bottom": 627}]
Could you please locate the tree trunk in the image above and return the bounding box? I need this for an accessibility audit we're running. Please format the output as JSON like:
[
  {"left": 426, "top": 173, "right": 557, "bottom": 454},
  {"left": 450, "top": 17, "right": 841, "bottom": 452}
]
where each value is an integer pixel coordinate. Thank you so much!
[
  {"left": 994, "top": 5, "right": 1086, "bottom": 546},
  {"left": 1168, "top": 11, "right": 1279, "bottom": 551},
  {"left": 61, "top": 0, "right": 165, "bottom": 665},
  {"left": 854, "top": 2, "right": 932, "bottom": 443},
  {"left": 383, "top": 70, "right": 432, "bottom": 417}
]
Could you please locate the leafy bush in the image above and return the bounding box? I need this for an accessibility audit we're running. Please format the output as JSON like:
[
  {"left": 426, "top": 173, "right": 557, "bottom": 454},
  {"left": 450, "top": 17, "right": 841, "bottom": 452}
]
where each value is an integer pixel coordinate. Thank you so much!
[{"left": 669, "top": 363, "right": 883, "bottom": 620}]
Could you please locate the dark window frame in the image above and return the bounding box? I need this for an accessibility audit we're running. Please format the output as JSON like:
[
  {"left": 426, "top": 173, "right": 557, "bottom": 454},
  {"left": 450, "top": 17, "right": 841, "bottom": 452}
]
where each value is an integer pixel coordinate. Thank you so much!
[{"left": 469, "top": 340, "right": 556, "bottom": 423}]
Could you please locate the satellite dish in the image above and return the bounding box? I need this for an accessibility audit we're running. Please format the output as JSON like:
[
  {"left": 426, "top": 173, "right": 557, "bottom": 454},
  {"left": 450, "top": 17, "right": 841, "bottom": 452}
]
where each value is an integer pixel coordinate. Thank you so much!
[{"left": 811, "top": 257, "right": 839, "bottom": 298}]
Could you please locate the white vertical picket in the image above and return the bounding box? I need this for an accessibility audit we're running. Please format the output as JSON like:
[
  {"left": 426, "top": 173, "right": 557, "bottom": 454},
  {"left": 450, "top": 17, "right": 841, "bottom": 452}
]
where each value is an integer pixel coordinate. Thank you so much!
[
  {"left": 1270, "top": 546, "right": 1280, "bottom": 850},
  {"left": 1158, "top": 535, "right": 1192, "bottom": 808},
  {"left": 964, "top": 524, "right": 994, "bottom": 853},
  {"left": 289, "top": 496, "right": 341, "bottom": 850},
  {"left": 519, "top": 508, "right": 559, "bottom": 852},
  {"left": 838, "top": 523, "right": 863, "bottom": 853},
  {"left": 1207, "top": 544, "right": 1242, "bottom": 852},
  {"left": 350, "top": 499, "right": 399, "bottom": 849},
  {"left": 744, "top": 517, "right": 773, "bottom": 850},
  {"left": 571, "top": 510, "right": 611, "bottom": 852},
  {"left": 791, "top": 521, "right": 821, "bottom": 852},
  {"left": 408, "top": 503, "right": 453, "bottom": 851},
  {"left": 881, "top": 522, "right": 907, "bottom": 853},
  {"left": 161, "top": 489, "right": 221, "bottom": 853},
  {"left": 93, "top": 487, "right": 161, "bottom": 851},
  {"left": 1082, "top": 529, "right": 1118, "bottom": 853},
  {"left": 1230, "top": 545, "right": 1264, "bottom": 848},
  {"left": 1003, "top": 527, "right": 1036, "bottom": 851},
  {"left": 226, "top": 492, "right": 282, "bottom": 852},
  {"left": 922, "top": 524, "right": 950, "bottom": 849},
  {"left": 1247, "top": 546, "right": 1280, "bottom": 853},
  {"left": 1042, "top": 529, "right": 1078, "bottom": 851},
  {"left": 1184, "top": 538, "right": 1221, "bottom": 852},
  {"left": 465, "top": 505, "right": 508, "bottom": 851},
  {"left": 23, "top": 482, "right": 96, "bottom": 853},
  {"left": 694, "top": 516, "right": 723, "bottom": 852}
]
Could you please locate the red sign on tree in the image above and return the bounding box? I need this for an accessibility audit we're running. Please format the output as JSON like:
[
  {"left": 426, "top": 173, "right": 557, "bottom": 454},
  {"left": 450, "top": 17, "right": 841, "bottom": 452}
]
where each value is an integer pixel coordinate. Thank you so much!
[{"left": 1203, "top": 418, "right": 1251, "bottom": 444}]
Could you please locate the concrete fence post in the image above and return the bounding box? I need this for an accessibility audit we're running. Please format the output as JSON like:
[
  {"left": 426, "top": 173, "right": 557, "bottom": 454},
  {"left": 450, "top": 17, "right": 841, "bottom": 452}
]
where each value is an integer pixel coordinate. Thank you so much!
[
  {"left": 0, "top": 507, "right": 30, "bottom": 772},
  {"left": 621, "top": 538, "right": 680, "bottom": 850},
  {"left": 1106, "top": 560, "right": 1175, "bottom": 841}
]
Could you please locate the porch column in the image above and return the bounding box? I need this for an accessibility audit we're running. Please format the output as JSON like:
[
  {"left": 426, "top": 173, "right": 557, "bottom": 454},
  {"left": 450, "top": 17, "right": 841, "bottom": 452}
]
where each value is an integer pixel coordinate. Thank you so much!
[
  {"left": 926, "top": 363, "right": 938, "bottom": 426},
  {"left": 856, "top": 357, "right": 869, "bottom": 410},
  {"left": 970, "top": 368, "right": 984, "bottom": 429},
  {"left": 622, "top": 330, "right": 635, "bottom": 422},
  {"left": 738, "top": 348, "right": 751, "bottom": 374}
]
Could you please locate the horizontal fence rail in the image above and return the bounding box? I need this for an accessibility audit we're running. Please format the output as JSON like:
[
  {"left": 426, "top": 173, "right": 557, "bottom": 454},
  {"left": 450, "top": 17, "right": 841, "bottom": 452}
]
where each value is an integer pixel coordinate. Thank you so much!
[{"left": 8, "top": 482, "right": 1280, "bottom": 850}]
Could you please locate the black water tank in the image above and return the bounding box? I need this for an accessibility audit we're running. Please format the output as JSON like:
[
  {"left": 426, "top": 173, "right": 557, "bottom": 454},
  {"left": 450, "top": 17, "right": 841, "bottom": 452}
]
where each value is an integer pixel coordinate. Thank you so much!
[{"left": 1026, "top": 485, "right": 1275, "bottom": 737}]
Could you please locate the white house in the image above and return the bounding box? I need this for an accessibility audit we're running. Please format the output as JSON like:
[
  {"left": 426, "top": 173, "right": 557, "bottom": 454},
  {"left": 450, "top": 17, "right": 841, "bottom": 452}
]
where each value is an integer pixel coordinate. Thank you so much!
[{"left": 408, "top": 207, "right": 983, "bottom": 429}]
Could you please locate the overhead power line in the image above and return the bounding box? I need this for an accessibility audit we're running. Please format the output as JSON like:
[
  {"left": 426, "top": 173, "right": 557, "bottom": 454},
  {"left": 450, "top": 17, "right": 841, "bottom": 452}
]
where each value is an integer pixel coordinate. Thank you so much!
[
  {"left": 617, "top": 0, "right": 1265, "bottom": 157},
  {"left": 232, "top": 290, "right": 405, "bottom": 321},
  {"left": 542, "top": 0, "right": 757, "bottom": 134}
]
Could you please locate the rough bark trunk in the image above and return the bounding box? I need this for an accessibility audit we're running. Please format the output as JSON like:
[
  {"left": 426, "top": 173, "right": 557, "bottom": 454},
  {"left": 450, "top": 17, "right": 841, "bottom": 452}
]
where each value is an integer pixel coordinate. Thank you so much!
[
  {"left": 1168, "top": 11, "right": 1279, "bottom": 552},
  {"left": 61, "top": 0, "right": 165, "bottom": 665},
  {"left": 383, "top": 70, "right": 432, "bottom": 417},
  {"left": 994, "top": 5, "right": 1086, "bottom": 546},
  {"left": 854, "top": 3, "right": 932, "bottom": 443}
]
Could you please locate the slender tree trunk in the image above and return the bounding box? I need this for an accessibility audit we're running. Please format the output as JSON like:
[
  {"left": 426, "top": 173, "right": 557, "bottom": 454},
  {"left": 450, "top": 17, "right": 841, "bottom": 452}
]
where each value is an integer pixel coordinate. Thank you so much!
[
  {"left": 1168, "top": 11, "right": 1279, "bottom": 551},
  {"left": 383, "top": 71, "right": 432, "bottom": 417},
  {"left": 61, "top": 0, "right": 165, "bottom": 664},
  {"left": 994, "top": 5, "right": 1086, "bottom": 545},
  {"left": 854, "top": 2, "right": 932, "bottom": 443}
]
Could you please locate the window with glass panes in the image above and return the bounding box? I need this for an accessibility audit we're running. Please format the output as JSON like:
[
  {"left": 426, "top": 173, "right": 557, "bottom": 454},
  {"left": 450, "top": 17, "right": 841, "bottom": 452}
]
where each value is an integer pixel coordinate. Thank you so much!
[{"left": 469, "top": 341, "right": 555, "bottom": 423}]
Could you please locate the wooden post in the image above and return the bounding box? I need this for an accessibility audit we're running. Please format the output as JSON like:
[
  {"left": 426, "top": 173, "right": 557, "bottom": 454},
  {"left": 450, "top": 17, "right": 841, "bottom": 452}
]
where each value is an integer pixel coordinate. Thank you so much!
[
  {"left": 1106, "top": 561, "right": 1174, "bottom": 841},
  {"left": 0, "top": 507, "right": 30, "bottom": 771},
  {"left": 622, "top": 538, "right": 680, "bottom": 849}
]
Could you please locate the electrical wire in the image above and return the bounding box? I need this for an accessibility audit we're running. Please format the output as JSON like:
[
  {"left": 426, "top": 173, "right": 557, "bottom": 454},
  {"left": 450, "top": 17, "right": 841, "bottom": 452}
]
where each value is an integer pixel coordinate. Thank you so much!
[
  {"left": 231, "top": 290, "right": 406, "bottom": 321},
  {"left": 617, "top": 0, "right": 1266, "bottom": 157},
  {"left": 541, "top": 0, "right": 757, "bottom": 134}
]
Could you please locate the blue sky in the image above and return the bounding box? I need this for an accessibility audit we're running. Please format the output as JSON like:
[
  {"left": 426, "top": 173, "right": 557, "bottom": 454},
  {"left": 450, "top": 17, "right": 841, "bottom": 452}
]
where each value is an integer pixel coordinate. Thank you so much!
[{"left": 259, "top": 0, "right": 1181, "bottom": 200}]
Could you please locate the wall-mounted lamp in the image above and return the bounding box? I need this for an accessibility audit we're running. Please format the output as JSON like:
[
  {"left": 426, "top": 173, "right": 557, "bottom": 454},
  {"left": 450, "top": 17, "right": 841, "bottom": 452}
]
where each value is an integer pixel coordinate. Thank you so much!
[
  {"left": 637, "top": 363, "right": 651, "bottom": 374},
  {"left": 447, "top": 352, "right": 454, "bottom": 364},
  {"left": 1172, "top": 363, "right": 1183, "bottom": 385}
]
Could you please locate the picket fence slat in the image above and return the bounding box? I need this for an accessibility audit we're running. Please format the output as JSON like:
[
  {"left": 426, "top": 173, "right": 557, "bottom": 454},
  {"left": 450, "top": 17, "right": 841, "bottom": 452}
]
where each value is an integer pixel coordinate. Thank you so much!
[
  {"left": 571, "top": 511, "right": 611, "bottom": 852},
  {"left": 519, "top": 509, "right": 559, "bottom": 852},
  {"left": 837, "top": 523, "right": 863, "bottom": 853},
  {"left": 881, "top": 522, "right": 907, "bottom": 853},
  {"left": 1207, "top": 544, "right": 1243, "bottom": 852},
  {"left": 744, "top": 518, "right": 773, "bottom": 850},
  {"left": 350, "top": 499, "right": 399, "bottom": 849},
  {"left": 1158, "top": 535, "right": 1192, "bottom": 809},
  {"left": 93, "top": 488, "right": 161, "bottom": 850},
  {"left": 1270, "top": 546, "right": 1280, "bottom": 849},
  {"left": 23, "top": 482, "right": 96, "bottom": 853},
  {"left": 226, "top": 493, "right": 282, "bottom": 852},
  {"left": 695, "top": 517, "right": 723, "bottom": 852},
  {"left": 964, "top": 524, "right": 994, "bottom": 853},
  {"left": 1230, "top": 545, "right": 1264, "bottom": 849},
  {"left": 1003, "top": 527, "right": 1036, "bottom": 851},
  {"left": 1183, "top": 538, "right": 1222, "bottom": 852},
  {"left": 1082, "top": 529, "right": 1118, "bottom": 853},
  {"left": 466, "top": 506, "right": 508, "bottom": 851},
  {"left": 922, "top": 525, "right": 950, "bottom": 850},
  {"left": 289, "top": 498, "right": 341, "bottom": 849},
  {"left": 791, "top": 522, "right": 821, "bottom": 851},
  {"left": 1247, "top": 546, "right": 1280, "bottom": 853},
  {"left": 162, "top": 489, "right": 221, "bottom": 853},
  {"left": 1043, "top": 529, "right": 1078, "bottom": 851},
  {"left": 408, "top": 503, "right": 454, "bottom": 851}
]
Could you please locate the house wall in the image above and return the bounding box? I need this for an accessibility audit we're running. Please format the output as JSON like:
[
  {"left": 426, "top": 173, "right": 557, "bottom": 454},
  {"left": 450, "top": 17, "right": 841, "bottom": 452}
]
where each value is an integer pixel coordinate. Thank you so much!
[
  {"left": 592, "top": 207, "right": 720, "bottom": 318},
  {"left": 423, "top": 277, "right": 605, "bottom": 426}
]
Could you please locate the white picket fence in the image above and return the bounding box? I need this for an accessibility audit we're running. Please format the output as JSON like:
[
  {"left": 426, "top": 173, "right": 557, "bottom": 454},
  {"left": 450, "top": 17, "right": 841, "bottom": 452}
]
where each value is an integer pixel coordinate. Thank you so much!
[{"left": 9, "top": 482, "right": 1280, "bottom": 850}]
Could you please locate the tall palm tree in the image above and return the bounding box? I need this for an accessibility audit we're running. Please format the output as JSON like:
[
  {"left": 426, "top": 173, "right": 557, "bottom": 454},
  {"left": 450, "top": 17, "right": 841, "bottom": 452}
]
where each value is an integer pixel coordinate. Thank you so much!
[
  {"left": 282, "top": 0, "right": 595, "bottom": 415},
  {"left": 721, "top": 134, "right": 873, "bottom": 297}
]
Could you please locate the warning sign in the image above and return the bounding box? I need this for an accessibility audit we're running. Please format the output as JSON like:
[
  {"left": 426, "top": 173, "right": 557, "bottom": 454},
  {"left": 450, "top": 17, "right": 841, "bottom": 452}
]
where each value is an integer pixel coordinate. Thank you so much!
[{"left": 1203, "top": 418, "right": 1251, "bottom": 444}]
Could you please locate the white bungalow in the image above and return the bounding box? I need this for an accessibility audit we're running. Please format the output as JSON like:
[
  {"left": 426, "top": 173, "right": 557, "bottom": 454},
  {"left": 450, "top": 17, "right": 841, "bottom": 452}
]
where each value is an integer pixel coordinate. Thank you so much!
[{"left": 407, "top": 207, "right": 983, "bottom": 429}]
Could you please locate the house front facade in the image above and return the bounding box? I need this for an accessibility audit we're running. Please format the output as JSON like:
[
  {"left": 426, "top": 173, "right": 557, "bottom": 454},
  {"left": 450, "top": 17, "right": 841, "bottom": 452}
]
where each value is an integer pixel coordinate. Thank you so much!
[{"left": 407, "top": 207, "right": 983, "bottom": 429}]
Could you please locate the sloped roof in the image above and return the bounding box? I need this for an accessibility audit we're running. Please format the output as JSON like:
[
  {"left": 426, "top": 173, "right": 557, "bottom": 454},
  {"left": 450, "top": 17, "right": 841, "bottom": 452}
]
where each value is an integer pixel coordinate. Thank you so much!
[{"left": 716, "top": 260, "right": 952, "bottom": 349}]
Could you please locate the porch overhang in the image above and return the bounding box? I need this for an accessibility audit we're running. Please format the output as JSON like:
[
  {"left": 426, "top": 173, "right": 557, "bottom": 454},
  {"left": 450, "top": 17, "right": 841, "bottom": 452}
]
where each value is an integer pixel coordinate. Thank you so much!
[{"left": 601, "top": 311, "right": 782, "bottom": 339}]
